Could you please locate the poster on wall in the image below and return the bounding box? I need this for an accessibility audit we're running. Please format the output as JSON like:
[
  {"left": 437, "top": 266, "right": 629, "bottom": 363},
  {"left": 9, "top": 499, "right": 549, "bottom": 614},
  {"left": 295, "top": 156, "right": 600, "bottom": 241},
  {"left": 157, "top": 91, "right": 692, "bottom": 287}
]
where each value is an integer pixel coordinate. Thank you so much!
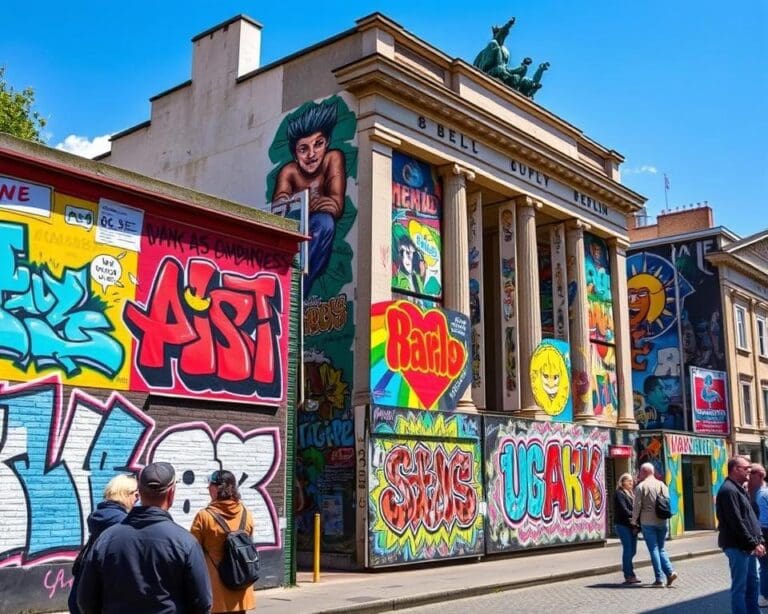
[
  {"left": 691, "top": 367, "right": 729, "bottom": 435},
  {"left": 367, "top": 406, "right": 484, "bottom": 567},
  {"left": 264, "top": 94, "right": 359, "bottom": 556},
  {"left": 529, "top": 339, "right": 572, "bottom": 422},
  {"left": 498, "top": 204, "right": 519, "bottom": 410},
  {"left": 391, "top": 151, "right": 442, "bottom": 301},
  {"left": 484, "top": 419, "right": 609, "bottom": 553},
  {"left": 468, "top": 193, "right": 486, "bottom": 407},
  {"left": 370, "top": 300, "right": 470, "bottom": 410},
  {"left": 0, "top": 179, "right": 293, "bottom": 405}
]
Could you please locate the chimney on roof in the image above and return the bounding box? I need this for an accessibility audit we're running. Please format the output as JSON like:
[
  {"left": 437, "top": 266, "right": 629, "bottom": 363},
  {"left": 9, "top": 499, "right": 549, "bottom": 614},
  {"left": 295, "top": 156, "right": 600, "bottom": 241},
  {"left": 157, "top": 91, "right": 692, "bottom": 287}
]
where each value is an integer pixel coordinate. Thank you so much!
[{"left": 191, "top": 15, "right": 262, "bottom": 89}]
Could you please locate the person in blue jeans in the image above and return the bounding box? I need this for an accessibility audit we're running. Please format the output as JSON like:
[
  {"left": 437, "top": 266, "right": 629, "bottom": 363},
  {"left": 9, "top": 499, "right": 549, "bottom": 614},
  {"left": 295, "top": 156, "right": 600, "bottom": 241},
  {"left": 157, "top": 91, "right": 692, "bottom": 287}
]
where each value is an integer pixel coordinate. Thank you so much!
[
  {"left": 718, "top": 456, "right": 766, "bottom": 614},
  {"left": 632, "top": 463, "right": 678, "bottom": 587},
  {"left": 747, "top": 463, "right": 768, "bottom": 607},
  {"left": 614, "top": 473, "right": 640, "bottom": 584}
]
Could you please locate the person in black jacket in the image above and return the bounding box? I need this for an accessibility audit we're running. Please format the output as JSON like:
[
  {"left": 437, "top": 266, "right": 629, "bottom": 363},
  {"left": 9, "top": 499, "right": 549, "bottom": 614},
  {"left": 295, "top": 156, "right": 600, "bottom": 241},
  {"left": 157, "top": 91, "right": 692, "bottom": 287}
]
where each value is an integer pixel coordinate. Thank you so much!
[
  {"left": 76, "top": 462, "right": 212, "bottom": 614},
  {"left": 614, "top": 472, "right": 640, "bottom": 584},
  {"left": 716, "top": 456, "right": 766, "bottom": 614},
  {"left": 68, "top": 474, "right": 138, "bottom": 614}
]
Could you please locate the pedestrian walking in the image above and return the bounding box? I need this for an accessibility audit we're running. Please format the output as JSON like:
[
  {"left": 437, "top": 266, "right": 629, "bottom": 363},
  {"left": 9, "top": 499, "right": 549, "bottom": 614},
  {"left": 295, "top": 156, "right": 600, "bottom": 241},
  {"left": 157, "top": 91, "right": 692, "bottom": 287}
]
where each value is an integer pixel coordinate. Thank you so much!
[
  {"left": 614, "top": 472, "right": 640, "bottom": 584},
  {"left": 748, "top": 463, "right": 768, "bottom": 607},
  {"left": 68, "top": 474, "right": 139, "bottom": 614},
  {"left": 76, "top": 461, "right": 212, "bottom": 614},
  {"left": 718, "top": 456, "right": 766, "bottom": 614},
  {"left": 632, "top": 462, "right": 678, "bottom": 587},
  {"left": 191, "top": 469, "right": 256, "bottom": 614}
]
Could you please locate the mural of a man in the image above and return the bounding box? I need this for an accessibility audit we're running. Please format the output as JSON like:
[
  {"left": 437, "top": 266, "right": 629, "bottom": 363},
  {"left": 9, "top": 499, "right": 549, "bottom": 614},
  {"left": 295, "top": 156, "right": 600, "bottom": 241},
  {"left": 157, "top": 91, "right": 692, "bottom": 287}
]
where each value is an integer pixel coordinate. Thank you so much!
[
  {"left": 271, "top": 101, "right": 346, "bottom": 295},
  {"left": 642, "top": 375, "right": 683, "bottom": 430}
]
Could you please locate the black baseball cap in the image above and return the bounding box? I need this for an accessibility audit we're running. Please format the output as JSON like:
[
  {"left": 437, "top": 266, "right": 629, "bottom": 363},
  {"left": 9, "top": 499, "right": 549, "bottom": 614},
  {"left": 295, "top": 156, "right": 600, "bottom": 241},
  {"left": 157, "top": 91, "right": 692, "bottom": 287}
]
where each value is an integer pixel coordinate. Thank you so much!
[{"left": 139, "top": 462, "right": 176, "bottom": 492}]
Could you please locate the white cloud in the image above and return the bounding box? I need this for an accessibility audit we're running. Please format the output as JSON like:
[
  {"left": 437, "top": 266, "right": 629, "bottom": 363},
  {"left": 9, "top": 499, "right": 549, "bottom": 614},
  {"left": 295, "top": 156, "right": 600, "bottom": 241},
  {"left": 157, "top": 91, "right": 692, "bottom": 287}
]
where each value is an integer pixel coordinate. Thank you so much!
[
  {"left": 55, "top": 134, "right": 112, "bottom": 159},
  {"left": 623, "top": 165, "right": 658, "bottom": 175}
]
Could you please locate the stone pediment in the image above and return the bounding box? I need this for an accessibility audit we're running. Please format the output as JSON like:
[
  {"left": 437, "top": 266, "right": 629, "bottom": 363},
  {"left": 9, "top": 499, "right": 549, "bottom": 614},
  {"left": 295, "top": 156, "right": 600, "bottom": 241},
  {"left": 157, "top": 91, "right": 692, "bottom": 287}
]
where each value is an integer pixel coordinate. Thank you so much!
[{"left": 732, "top": 236, "right": 768, "bottom": 275}]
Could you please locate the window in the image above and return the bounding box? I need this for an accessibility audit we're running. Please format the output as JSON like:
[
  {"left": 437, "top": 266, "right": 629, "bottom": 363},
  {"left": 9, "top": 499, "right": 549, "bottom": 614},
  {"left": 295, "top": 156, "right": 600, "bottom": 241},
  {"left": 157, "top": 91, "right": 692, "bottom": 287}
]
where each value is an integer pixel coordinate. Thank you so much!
[
  {"left": 741, "top": 381, "right": 754, "bottom": 426},
  {"left": 763, "top": 385, "right": 768, "bottom": 426},
  {"left": 735, "top": 305, "right": 749, "bottom": 350},
  {"left": 758, "top": 317, "right": 768, "bottom": 357}
]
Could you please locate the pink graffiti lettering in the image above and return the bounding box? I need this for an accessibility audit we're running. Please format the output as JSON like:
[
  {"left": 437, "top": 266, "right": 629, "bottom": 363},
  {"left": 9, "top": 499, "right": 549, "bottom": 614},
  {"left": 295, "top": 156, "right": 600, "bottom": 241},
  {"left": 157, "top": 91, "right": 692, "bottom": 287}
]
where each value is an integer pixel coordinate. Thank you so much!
[{"left": 43, "top": 568, "right": 73, "bottom": 599}]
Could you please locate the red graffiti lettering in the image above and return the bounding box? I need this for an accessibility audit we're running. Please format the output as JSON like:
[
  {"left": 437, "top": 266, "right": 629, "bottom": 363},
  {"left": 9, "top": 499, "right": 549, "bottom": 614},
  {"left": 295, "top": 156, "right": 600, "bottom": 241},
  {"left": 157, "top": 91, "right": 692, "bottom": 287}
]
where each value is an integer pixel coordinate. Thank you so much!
[
  {"left": 379, "top": 443, "right": 477, "bottom": 535},
  {"left": 124, "top": 257, "right": 282, "bottom": 397},
  {"left": 544, "top": 442, "right": 567, "bottom": 518},
  {"left": 580, "top": 445, "right": 603, "bottom": 514}
]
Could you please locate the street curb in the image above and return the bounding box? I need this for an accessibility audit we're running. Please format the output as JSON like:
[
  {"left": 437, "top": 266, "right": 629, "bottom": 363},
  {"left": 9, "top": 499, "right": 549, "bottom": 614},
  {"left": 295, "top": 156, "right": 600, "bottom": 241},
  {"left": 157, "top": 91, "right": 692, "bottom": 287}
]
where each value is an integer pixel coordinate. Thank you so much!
[{"left": 315, "top": 548, "right": 722, "bottom": 613}]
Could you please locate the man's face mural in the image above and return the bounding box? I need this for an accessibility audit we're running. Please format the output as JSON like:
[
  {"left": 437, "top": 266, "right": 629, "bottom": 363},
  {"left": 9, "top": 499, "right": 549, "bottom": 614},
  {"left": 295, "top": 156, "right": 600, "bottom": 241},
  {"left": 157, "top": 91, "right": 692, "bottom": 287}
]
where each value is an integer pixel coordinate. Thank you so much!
[
  {"left": 628, "top": 285, "right": 652, "bottom": 328},
  {"left": 295, "top": 131, "right": 328, "bottom": 176}
]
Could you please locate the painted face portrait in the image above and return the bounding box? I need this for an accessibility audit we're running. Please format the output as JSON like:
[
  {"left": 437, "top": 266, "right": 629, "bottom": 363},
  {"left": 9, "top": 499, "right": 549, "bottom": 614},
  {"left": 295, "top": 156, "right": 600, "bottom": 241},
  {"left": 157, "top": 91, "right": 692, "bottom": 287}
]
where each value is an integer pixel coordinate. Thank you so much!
[{"left": 294, "top": 131, "right": 328, "bottom": 175}]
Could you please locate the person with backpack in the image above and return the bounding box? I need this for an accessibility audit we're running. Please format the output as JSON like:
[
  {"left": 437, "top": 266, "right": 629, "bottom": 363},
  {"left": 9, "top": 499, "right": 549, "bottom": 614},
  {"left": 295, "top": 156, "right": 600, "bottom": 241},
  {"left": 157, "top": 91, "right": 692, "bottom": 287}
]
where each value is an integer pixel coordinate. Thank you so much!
[
  {"left": 631, "top": 462, "right": 678, "bottom": 588},
  {"left": 191, "top": 469, "right": 257, "bottom": 614},
  {"left": 68, "top": 474, "right": 139, "bottom": 614}
]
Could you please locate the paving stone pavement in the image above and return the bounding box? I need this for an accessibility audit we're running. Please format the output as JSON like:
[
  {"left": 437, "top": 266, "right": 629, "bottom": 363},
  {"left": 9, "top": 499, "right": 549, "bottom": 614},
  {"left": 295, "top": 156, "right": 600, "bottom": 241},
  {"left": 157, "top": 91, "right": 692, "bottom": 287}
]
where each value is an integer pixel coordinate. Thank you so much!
[{"left": 396, "top": 553, "right": 731, "bottom": 614}]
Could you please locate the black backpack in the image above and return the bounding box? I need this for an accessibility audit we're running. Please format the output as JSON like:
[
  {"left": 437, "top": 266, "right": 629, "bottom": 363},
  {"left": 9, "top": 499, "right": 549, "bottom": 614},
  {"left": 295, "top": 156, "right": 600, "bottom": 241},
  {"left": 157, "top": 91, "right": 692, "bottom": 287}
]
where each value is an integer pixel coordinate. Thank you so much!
[
  {"left": 204, "top": 507, "right": 259, "bottom": 589},
  {"left": 655, "top": 486, "right": 673, "bottom": 520}
]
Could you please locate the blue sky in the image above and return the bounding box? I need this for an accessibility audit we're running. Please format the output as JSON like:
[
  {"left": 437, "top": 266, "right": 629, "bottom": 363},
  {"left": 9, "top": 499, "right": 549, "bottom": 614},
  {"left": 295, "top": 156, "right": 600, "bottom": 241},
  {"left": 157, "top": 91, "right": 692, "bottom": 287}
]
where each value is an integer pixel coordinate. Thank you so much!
[{"left": 2, "top": 1, "right": 766, "bottom": 237}]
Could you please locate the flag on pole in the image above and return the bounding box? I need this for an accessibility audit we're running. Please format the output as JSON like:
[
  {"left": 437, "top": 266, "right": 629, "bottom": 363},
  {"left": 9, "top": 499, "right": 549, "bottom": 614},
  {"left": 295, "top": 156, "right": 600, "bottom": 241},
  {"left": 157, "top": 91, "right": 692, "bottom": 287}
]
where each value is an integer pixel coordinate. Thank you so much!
[{"left": 664, "top": 173, "right": 670, "bottom": 191}]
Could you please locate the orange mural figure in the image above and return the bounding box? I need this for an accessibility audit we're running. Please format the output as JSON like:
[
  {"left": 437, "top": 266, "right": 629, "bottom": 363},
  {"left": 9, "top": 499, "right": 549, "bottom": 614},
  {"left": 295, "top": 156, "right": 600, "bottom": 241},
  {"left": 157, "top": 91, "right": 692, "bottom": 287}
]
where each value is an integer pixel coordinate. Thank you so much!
[{"left": 627, "top": 272, "right": 670, "bottom": 370}]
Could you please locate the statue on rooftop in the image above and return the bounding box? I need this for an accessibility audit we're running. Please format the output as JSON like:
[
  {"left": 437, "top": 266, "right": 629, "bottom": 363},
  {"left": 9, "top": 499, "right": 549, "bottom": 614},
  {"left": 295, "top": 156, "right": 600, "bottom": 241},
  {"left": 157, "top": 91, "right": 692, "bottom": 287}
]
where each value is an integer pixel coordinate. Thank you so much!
[{"left": 472, "top": 19, "right": 549, "bottom": 99}]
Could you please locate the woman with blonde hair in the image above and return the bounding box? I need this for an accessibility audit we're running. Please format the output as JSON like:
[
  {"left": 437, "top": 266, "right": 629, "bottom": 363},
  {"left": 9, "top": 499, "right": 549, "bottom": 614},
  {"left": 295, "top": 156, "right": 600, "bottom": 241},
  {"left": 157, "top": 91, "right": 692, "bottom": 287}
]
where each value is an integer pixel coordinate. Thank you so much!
[
  {"left": 68, "top": 473, "right": 139, "bottom": 613},
  {"left": 614, "top": 472, "right": 640, "bottom": 584},
  {"left": 191, "top": 469, "right": 256, "bottom": 614}
]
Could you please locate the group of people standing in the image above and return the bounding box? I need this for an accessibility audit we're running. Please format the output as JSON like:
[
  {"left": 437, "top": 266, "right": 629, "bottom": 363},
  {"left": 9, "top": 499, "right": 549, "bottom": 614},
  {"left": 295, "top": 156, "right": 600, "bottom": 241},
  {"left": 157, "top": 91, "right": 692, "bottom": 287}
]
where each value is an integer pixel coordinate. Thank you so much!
[
  {"left": 613, "top": 462, "right": 678, "bottom": 587},
  {"left": 69, "top": 462, "right": 256, "bottom": 614},
  {"left": 615, "top": 456, "right": 768, "bottom": 614}
]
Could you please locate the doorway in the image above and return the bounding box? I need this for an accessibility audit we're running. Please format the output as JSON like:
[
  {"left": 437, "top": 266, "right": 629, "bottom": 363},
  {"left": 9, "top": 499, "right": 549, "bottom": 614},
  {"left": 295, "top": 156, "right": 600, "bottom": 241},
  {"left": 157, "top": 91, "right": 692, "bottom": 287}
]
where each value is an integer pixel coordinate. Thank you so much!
[{"left": 681, "top": 455, "right": 714, "bottom": 530}]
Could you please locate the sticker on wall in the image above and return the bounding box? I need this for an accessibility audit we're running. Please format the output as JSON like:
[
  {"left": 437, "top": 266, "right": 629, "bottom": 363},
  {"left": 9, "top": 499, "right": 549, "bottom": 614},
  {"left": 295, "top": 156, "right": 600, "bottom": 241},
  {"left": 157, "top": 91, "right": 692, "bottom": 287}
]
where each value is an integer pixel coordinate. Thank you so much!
[
  {"left": 391, "top": 152, "right": 442, "bottom": 300},
  {"left": 691, "top": 367, "right": 729, "bottom": 435},
  {"left": 529, "top": 339, "right": 572, "bottom": 422},
  {"left": 370, "top": 301, "right": 470, "bottom": 410}
]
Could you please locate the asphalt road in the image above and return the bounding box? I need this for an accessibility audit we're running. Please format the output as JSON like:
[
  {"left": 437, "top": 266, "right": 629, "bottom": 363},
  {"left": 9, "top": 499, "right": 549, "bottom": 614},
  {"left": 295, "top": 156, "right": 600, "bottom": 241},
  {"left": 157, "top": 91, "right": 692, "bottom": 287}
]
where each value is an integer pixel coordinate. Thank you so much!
[{"left": 397, "top": 553, "right": 732, "bottom": 613}]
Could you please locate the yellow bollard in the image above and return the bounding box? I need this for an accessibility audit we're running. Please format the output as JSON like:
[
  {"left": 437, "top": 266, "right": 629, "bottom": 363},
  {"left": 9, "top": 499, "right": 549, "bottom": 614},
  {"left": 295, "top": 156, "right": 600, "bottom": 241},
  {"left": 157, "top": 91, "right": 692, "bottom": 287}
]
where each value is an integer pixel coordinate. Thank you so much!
[{"left": 313, "top": 512, "right": 321, "bottom": 583}]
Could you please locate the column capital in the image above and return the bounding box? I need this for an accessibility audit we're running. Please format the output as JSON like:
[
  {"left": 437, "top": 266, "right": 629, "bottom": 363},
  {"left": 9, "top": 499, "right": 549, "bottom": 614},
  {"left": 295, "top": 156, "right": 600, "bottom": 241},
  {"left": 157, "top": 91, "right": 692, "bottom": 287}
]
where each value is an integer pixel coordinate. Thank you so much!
[
  {"left": 513, "top": 194, "right": 543, "bottom": 210},
  {"left": 438, "top": 162, "right": 476, "bottom": 183},
  {"left": 606, "top": 236, "right": 631, "bottom": 252},
  {"left": 565, "top": 218, "right": 592, "bottom": 233},
  {"left": 365, "top": 125, "right": 402, "bottom": 149}
]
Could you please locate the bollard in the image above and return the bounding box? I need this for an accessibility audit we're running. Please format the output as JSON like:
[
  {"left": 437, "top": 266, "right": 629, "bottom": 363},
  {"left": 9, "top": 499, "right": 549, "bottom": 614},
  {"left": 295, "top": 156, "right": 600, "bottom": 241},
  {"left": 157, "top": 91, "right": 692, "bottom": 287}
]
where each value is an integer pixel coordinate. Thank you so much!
[{"left": 313, "top": 512, "right": 321, "bottom": 583}]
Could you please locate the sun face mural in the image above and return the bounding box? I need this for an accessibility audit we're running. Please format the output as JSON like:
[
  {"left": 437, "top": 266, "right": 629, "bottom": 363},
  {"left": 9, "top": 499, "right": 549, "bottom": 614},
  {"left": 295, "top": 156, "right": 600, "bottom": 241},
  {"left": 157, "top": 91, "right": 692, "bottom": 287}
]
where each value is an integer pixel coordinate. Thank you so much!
[{"left": 530, "top": 339, "right": 572, "bottom": 421}]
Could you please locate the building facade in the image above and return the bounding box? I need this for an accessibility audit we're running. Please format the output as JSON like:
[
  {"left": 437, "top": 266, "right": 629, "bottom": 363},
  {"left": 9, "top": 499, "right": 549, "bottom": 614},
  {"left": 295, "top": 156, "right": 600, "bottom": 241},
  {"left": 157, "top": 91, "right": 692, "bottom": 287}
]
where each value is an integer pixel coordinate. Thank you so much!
[
  {"left": 104, "top": 14, "right": 646, "bottom": 569},
  {"left": 0, "top": 134, "right": 303, "bottom": 613},
  {"left": 627, "top": 206, "right": 768, "bottom": 537}
]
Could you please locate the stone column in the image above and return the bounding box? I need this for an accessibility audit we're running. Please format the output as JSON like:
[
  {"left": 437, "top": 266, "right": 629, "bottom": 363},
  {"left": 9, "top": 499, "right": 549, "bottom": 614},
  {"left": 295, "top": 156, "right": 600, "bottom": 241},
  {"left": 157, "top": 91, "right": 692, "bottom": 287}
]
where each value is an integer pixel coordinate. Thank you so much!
[
  {"left": 440, "top": 163, "right": 476, "bottom": 410},
  {"left": 608, "top": 237, "right": 637, "bottom": 430},
  {"left": 749, "top": 298, "right": 764, "bottom": 428},
  {"left": 515, "top": 196, "right": 543, "bottom": 412},
  {"left": 352, "top": 125, "right": 400, "bottom": 407},
  {"left": 565, "top": 220, "right": 596, "bottom": 422}
]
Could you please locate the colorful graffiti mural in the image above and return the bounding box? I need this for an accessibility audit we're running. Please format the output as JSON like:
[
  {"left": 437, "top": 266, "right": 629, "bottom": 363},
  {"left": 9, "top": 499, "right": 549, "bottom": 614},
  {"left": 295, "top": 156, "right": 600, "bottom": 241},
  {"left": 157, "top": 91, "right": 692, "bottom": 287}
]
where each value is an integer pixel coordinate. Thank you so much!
[
  {"left": 468, "top": 194, "right": 485, "bottom": 407},
  {"left": 639, "top": 433, "right": 727, "bottom": 538},
  {"left": 0, "top": 185, "right": 292, "bottom": 404},
  {"left": 529, "top": 339, "right": 572, "bottom": 422},
  {"left": 391, "top": 152, "right": 442, "bottom": 301},
  {"left": 628, "top": 238, "right": 725, "bottom": 430},
  {"left": 0, "top": 376, "right": 282, "bottom": 569},
  {"left": 368, "top": 407, "right": 484, "bottom": 566},
  {"left": 265, "top": 95, "right": 358, "bottom": 555},
  {"left": 499, "top": 205, "right": 518, "bottom": 409},
  {"left": 370, "top": 301, "right": 470, "bottom": 411},
  {"left": 584, "top": 233, "right": 616, "bottom": 417},
  {"left": 485, "top": 419, "right": 608, "bottom": 553}
]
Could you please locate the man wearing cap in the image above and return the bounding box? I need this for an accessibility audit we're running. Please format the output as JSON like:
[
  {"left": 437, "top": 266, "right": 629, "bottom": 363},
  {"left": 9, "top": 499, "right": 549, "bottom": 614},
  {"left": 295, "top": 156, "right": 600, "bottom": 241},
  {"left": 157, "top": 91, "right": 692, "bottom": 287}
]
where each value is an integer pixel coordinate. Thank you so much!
[{"left": 77, "top": 462, "right": 212, "bottom": 614}]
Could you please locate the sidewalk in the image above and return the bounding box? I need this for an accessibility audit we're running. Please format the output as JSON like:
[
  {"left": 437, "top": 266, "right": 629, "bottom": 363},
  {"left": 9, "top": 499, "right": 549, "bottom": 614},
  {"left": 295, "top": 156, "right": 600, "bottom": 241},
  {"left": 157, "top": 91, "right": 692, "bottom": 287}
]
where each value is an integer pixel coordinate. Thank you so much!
[{"left": 253, "top": 531, "right": 720, "bottom": 613}]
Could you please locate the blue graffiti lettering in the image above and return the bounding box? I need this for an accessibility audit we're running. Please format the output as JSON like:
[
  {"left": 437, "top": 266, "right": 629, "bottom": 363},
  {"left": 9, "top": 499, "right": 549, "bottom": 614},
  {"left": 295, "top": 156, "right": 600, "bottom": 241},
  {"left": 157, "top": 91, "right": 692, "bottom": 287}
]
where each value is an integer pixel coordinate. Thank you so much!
[
  {"left": 0, "top": 382, "right": 151, "bottom": 564},
  {"left": 0, "top": 222, "right": 124, "bottom": 378},
  {"left": 499, "top": 439, "right": 545, "bottom": 522},
  {"left": 297, "top": 418, "right": 354, "bottom": 449}
]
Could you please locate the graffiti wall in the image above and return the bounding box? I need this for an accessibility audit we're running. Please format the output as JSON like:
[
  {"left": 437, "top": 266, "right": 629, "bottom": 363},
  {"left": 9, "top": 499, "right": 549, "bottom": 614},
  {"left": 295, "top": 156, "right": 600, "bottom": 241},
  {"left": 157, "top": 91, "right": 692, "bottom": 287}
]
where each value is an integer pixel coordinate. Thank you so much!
[
  {"left": 585, "top": 233, "right": 617, "bottom": 417},
  {"left": 391, "top": 152, "right": 442, "bottom": 302},
  {"left": 370, "top": 301, "right": 470, "bottom": 411},
  {"left": 0, "top": 176, "right": 292, "bottom": 404},
  {"left": 628, "top": 236, "right": 724, "bottom": 430},
  {"left": 265, "top": 96, "right": 359, "bottom": 555},
  {"left": 367, "top": 407, "right": 484, "bottom": 566},
  {"left": 485, "top": 419, "right": 608, "bottom": 553},
  {"left": 0, "top": 376, "right": 284, "bottom": 611},
  {"left": 499, "top": 204, "right": 519, "bottom": 409}
]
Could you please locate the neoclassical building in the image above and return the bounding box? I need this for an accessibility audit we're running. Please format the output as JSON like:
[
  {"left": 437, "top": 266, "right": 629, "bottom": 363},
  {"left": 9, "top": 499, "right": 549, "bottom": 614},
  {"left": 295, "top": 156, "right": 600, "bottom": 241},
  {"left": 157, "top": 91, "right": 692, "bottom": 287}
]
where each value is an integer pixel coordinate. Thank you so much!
[{"left": 103, "top": 13, "right": 645, "bottom": 570}]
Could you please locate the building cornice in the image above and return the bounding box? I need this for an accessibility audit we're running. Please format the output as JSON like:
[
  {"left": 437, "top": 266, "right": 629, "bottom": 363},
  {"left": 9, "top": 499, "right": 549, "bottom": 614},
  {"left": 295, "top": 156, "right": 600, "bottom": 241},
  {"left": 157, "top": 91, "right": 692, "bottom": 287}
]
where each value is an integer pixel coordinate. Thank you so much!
[
  {"left": 334, "top": 53, "right": 645, "bottom": 213},
  {"left": 708, "top": 252, "right": 768, "bottom": 287}
]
